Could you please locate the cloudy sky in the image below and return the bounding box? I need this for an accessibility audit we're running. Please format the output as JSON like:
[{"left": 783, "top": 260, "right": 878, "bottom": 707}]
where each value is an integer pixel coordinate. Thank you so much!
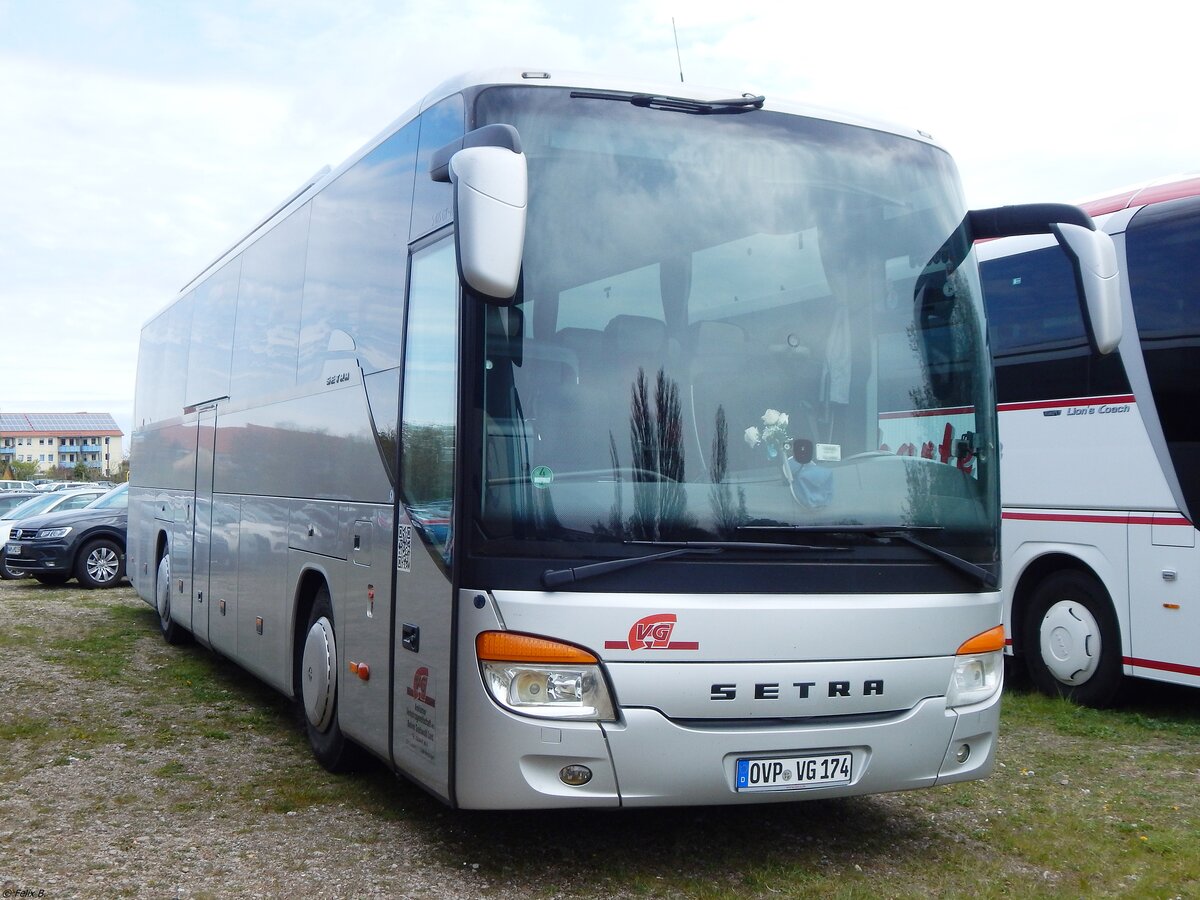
[{"left": 2, "top": 0, "right": 1195, "bottom": 443}]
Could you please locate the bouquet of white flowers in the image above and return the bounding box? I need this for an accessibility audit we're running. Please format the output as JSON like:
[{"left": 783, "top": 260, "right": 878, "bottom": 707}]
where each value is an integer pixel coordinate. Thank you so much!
[{"left": 744, "top": 409, "right": 790, "bottom": 459}]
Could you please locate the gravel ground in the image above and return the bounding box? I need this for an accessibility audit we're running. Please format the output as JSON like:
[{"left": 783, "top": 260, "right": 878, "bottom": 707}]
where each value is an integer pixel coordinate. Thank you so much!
[{"left": 0, "top": 578, "right": 615, "bottom": 899}]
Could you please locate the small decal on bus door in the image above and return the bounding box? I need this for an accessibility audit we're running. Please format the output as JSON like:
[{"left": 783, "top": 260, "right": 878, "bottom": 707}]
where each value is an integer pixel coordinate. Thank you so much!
[{"left": 404, "top": 665, "right": 437, "bottom": 764}]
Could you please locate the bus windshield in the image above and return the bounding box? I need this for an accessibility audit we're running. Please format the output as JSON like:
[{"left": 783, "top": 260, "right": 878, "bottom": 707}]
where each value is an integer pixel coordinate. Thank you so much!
[{"left": 473, "top": 86, "right": 996, "bottom": 564}]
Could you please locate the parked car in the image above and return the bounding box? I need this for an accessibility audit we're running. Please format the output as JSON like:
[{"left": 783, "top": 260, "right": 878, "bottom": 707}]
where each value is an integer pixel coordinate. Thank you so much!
[
  {"left": 0, "top": 488, "right": 108, "bottom": 579},
  {"left": 5, "top": 483, "right": 128, "bottom": 588},
  {"left": 0, "top": 479, "right": 36, "bottom": 492},
  {"left": 0, "top": 491, "right": 40, "bottom": 517}
]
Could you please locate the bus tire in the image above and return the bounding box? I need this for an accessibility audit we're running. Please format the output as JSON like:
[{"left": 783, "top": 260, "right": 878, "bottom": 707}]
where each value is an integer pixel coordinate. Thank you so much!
[
  {"left": 156, "top": 553, "right": 190, "bottom": 645},
  {"left": 300, "top": 586, "right": 361, "bottom": 772},
  {"left": 1023, "top": 570, "right": 1123, "bottom": 707},
  {"left": 75, "top": 538, "right": 125, "bottom": 589}
]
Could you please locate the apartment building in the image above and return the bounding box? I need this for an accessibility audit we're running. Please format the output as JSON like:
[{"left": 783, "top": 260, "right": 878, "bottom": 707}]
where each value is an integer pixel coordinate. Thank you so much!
[{"left": 0, "top": 412, "right": 123, "bottom": 477}]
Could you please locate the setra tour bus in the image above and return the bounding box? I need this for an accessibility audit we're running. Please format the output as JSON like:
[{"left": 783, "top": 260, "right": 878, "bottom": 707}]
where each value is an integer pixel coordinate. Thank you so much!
[
  {"left": 976, "top": 175, "right": 1200, "bottom": 707},
  {"left": 128, "top": 69, "right": 1120, "bottom": 808}
]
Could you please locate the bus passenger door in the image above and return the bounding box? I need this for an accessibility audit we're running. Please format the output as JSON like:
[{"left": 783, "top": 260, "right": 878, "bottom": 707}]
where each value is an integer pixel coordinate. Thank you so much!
[
  {"left": 190, "top": 404, "right": 218, "bottom": 646},
  {"left": 391, "top": 237, "right": 459, "bottom": 802}
]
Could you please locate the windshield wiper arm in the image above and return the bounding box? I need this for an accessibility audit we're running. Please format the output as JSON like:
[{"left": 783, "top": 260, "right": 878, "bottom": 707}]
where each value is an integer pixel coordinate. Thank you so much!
[
  {"left": 738, "top": 525, "right": 998, "bottom": 589},
  {"left": 542, "top": 547, "right": 721, "bottom": 589},
  {"left": 570, "top": 90, "right": 765, "bottom": 114},
  {"left": 541, "top": 538, "right": 840, "bottom": 589}
]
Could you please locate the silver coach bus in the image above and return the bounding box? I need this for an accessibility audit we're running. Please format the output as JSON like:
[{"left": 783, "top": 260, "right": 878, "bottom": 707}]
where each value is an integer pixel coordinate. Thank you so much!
[{"left": 129, "top": 69, "right": 1119, "bottom": 808}]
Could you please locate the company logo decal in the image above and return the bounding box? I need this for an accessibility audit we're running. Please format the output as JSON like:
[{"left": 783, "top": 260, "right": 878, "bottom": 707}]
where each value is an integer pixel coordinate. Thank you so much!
[
  {"left": 406, "top": 666, "right": 436, "bottom": 707},
  {"left": 604, "top": 613, "right": 699, "bottom": 651}
]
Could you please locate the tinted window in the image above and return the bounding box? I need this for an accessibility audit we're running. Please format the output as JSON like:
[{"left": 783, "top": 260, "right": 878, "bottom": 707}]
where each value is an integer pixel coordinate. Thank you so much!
[
  {"left": 410, "top": 95, "right": 464, "bottom": 240},
  {"left": 185, "top": 258, "right": 240, "bottom": 404},
  {"left": 1127, "top": 198, "right": 1200, "bottom": 339},
  {"left": 135, "top": 292, "right": 193, "bottom": 426},
  {"left": 230, "top": 204, "right": 310, "bottom": 399},
  {"left": 982, "top": 246, "right": 1085, "bottom": 356},
  {"left": 1127, "top": 198, "right": 1200, "bottom": 515},
  {"left": 300, "top": 124, "right": 418, "bottom": 382},
  {"left": 365, "top": 367, "right": 401, "bottom": 487},
  {"left": 401, "top": 239, "right": 459, "bottom": 569},
  {"left": 981, "top": 246, "right": 1128, "bottom": 403}
]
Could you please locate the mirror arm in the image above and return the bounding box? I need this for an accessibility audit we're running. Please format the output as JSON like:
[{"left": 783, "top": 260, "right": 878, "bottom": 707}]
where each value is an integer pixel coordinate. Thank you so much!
[
  {"left": 968, "top": 203, "right": 1095, "bottom": 241},
  {"left": 430, "top": 124, "right": 523, "bottom": 183}
]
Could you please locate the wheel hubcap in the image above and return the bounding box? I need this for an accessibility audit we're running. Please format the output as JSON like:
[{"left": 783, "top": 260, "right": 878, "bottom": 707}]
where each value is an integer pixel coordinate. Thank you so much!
[
  {"left": 1039, "top": 600, "right": 1101, "bottom": 685},
  {"left": 157, "top": 560, "right": 170, "bottom": 621},
  {"left": 302, "top": 616, "right": 337, "bottom": 731},
  {"left": 87, "top": 548, "right": 119, "bottom": 583}
]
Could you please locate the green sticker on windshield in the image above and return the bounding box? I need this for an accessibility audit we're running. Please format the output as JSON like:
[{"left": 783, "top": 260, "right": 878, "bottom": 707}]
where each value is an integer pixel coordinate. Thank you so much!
[{"left": 531, "top": 465, "right": 554, "bottom": 489}]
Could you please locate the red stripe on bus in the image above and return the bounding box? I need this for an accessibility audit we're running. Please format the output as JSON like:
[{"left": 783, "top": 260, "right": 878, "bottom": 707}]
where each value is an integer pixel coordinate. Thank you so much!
[
  {"left": 1082, "top": 176, "right": 1200, "bottom": 217},
  {"left": 1002, "top": 511, "right": 1193, "bottom": 527},
  {"left": 878, "top": 406, "right": 975, "bottom": 419},
  {"left": 997, "top": 395, "right": 1136, "bottom": 413},
  {"left": 1125, "top": 657, "right": 1200, "bottom": 678}
]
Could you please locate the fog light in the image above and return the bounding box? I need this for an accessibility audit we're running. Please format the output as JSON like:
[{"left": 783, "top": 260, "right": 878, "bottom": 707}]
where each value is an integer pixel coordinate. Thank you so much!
[
  {"left": 559, "top": 764, "right": 592, "bottom": 786},
  {"left": 955, "top": 744, "right": 970, "bottom": 764}
]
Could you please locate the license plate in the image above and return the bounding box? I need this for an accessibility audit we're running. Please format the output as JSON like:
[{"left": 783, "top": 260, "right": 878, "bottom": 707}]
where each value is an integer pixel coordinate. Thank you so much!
[
  {"left": 735, "top": 752, "right": 852, "bottom": 792},
  {"left": 5, "top": 543, "right": 19, "bottom": 556}
]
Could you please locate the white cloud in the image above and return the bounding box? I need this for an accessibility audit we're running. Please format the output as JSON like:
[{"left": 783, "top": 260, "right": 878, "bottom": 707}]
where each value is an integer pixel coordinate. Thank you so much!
[{"left": 1, "top": 0, "right": 1195, "bottom": 442}]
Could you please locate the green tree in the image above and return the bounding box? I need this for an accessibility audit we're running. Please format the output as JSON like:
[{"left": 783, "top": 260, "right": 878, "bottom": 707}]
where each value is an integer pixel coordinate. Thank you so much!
[{"left": 10, "top": 460, "right": 39, "bottom": 480}]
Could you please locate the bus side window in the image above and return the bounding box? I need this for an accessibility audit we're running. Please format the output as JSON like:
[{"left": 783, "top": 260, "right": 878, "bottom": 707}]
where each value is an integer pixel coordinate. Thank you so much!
[
  {"left": 410, "top": 95, "right": 465, "bottom": 242},
  {"left": 230, "top": 204, "right": 309, "bottom": 400},
  {"left": 300, "top": 122, "right": 418, "bottom": 382},
  {"left": 400, "top": 239, "right": 460, "bottom": 569}
]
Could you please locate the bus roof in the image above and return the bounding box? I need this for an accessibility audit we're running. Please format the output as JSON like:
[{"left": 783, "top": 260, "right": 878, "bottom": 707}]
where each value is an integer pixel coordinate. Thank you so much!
[
  {"left": 1080, "top": 174, "right": 1200, "bottom": 217},
  {"left": 169, "top": 68, "right": 944, "bottom": 309}
]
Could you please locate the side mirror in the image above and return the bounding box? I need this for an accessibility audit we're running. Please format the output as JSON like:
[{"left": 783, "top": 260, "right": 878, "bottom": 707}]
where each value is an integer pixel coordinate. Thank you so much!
[
  {"left": 431, "top": 124, "right": 527, "bottom": 303},
  {"left": 970, "top": 203, "right": 1122, "bottom": 355},
  {"left": 1051, "top": 223, "right": 1121, "bottom": 354}
]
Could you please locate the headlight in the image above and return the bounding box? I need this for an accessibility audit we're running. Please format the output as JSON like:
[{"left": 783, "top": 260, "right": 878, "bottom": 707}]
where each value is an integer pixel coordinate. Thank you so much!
[
  {"left": 477, "top": 631, "right": 616, "bottom": 721},
  {"left": 946, "top": 625, "right": 1005, "bottom": 708},
  {"left": 37, "top": 526, "right": 72, "bottom": 539}
]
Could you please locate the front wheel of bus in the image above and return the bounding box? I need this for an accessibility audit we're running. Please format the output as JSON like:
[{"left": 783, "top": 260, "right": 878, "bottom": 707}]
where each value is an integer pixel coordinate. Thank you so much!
[
  {"left": 156, "top": 553, "right": 189, "bottom": 645},
  {"left": 1024, "top": 570, "right": 1123, "bottom": 707},
  {"left": 300, "top": 587, "right": 360, "bottom": 772}
]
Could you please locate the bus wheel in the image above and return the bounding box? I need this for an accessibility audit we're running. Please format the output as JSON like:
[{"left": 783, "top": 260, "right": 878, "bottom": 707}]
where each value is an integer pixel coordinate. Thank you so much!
[
  {"left": 1023, "top": 570, "right": 1123, "bottom": 707},
  {"left": 156, "top": 553, "right": 190, "bottom": 645},
  {"left": 300, "top": 587, "right": 360, "bottom": 772}
]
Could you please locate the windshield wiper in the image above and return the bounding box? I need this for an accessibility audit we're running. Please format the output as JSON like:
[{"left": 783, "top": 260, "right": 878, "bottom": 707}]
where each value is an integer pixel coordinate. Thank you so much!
[
  {"left": 541, "top": 539, "right": 839, "bottom": 589},
  {"left": 738, "top": 525, "right": 998, "bottom": 589},
  {"left": 570, "top": 89, "right": 765, "bottom": 115}
]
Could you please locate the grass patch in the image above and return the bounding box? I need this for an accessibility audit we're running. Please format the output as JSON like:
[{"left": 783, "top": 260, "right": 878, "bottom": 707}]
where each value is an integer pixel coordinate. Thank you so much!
[{"left": 5, "top": 578, "right": 1200, "bottom": 898}]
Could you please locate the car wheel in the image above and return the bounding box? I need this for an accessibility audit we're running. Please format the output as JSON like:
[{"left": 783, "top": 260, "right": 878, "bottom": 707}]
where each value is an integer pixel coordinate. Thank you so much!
[
  {"left": 300, "top": 586, "right": 361, "bottom": 772},
  {"left": 0, "top": 552, "right": 29, "bottom": 580},
  {"left": 33, "top": 573, "right": 69, "bottom": 586},
  {"left": 156, "top": 553, "right": 190, "bottom": 645},
  {"left": 75, "top": 538, "right": 125, "bottom": 589},
  {"left": 1023, "top": 570, "right": 1123, "bottom": 707}
]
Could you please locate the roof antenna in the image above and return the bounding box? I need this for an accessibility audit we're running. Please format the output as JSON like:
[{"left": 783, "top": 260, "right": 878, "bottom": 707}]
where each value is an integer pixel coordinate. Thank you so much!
[{"left": 672, "top": 17, "right": 684, "bottom": 83}]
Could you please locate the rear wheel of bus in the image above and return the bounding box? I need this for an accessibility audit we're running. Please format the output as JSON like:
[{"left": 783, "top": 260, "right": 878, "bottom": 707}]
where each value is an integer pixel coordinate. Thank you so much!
[{"left": 1023, "top": 569, "right": 1123, "bottom": 707}]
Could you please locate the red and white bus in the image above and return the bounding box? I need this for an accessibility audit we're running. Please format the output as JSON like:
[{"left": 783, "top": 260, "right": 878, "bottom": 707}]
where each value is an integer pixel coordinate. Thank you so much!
[{"left": 976, "top": 175, "right": 1200, "bottom": 705}]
